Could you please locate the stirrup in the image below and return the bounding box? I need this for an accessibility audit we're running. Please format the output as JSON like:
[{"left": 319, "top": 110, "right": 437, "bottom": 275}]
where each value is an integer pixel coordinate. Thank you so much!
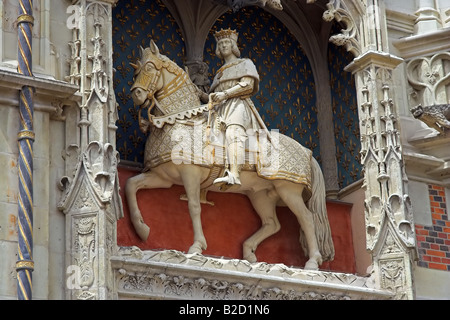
[{"left": 213, "top": 169, "right": 241, "bottom": 190}]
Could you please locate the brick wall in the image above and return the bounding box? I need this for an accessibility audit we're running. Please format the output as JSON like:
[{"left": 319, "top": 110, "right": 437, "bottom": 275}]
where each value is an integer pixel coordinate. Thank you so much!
[{"left": 415, "top": 185, "right": 450, "bottom": 271}]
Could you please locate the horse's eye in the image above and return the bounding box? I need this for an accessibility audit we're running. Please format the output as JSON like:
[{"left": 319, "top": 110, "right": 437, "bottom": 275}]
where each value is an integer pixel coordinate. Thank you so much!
[{"left": 145, "top": 63, "right": 153, "bottom": 72}]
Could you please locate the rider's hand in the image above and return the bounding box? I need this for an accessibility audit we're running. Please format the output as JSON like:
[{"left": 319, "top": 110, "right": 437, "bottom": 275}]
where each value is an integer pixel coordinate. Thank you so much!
[{"left": 210, "top": 92, "right": 227, "bottom": 103}]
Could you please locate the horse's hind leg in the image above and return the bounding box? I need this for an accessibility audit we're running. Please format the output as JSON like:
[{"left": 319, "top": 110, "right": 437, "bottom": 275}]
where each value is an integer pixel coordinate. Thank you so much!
[
  {"left": 243, "top": 189, "right": 280, "bottom": 263},
  {"left": 125, "top": 171, "right": 173, "bottom": 241},
  {"left": 274, "top": 180, "right": 322, "bottom": 270}
]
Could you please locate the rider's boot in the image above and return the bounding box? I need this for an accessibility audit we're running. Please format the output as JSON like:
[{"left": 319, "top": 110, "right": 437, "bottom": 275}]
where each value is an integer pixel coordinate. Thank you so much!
[{"left": 214, "top": 139, "right": 245, "bottom": 190}]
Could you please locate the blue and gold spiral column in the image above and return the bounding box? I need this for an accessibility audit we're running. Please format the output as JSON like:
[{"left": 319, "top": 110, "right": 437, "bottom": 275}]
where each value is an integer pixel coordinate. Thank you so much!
[{"left": 16, "top": 0, "right": 35, "bottom": 300}]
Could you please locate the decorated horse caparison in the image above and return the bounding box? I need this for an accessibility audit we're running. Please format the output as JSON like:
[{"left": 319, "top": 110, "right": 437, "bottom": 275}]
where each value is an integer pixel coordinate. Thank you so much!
[{"left": 125, "top": 40, "right": 334, "bottom": 270}]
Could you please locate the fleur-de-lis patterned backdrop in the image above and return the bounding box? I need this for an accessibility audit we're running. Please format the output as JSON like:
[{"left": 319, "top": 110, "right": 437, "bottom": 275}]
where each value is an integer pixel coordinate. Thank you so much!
[
  {"left": 113, "top": 0, "right": 185, "bottom": 163},
  {"left": 112, "top": 0, "right": 361, "bottom": 189},
  {"left": 328, "top": 22, "right": 361, "bottom": 188}
]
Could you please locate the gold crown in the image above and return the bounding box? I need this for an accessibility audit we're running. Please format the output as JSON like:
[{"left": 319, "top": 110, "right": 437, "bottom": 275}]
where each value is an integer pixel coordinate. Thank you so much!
[{"left": 214, "top": 28, "right": 239, "bottom": 42}]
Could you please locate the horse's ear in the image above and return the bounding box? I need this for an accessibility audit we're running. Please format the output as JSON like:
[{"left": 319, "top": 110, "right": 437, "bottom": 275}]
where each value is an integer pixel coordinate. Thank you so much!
[
  {"left": 139, "top": 45, "right": 145, "bottom": 58},
  {"left": 150, "top": 39, "right": 159, "bottom": 55},
  {"left": 130, "top": 62, "right": 139, "bottom": 70}
]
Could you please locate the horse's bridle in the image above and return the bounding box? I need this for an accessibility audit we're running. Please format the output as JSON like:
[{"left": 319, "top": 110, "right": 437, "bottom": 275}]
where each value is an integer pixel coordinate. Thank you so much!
[
  {"left": 131, "top": 61, "right": 161, "bottom": 99},
  {"left": 131, "top": 60, "right": 163, "bottom": 132},
  {"left": 131, "top": 54, "right": 189, "bottom": 132}
]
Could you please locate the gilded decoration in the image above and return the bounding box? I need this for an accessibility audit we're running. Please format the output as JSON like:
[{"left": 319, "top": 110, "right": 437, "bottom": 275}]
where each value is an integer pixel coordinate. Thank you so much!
[{"left": 143, "top": 120, "right": 313, "bottom": 191}]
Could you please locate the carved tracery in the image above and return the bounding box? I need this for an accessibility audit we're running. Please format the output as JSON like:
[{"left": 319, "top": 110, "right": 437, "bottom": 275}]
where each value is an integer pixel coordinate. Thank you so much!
[
  {"left": 323, "top": 0, "right": 362, "bottom": 57},
  {"left": 407, "top": 52, "right": 450, "bottom": 107}
]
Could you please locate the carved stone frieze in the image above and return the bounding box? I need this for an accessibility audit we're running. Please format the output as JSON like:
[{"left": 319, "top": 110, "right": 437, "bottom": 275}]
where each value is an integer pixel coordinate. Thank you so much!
[{"left": 111, "top": 248, "right": 393, "bottom": 300}]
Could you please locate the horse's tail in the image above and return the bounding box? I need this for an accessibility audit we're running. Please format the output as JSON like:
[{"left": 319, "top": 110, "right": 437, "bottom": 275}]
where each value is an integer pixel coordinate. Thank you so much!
[{"left": 301, "top": 156, "right": 335, "bottom": 262}]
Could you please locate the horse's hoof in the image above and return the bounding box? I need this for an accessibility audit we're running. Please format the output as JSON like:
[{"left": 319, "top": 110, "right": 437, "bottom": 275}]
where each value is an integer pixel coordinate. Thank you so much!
[
  {"left": 304, "top": 259, "right": 319, "bottom": 270},
  {"left": 244, "top": 255, "right": 257, "bottom": 264},
  {"left": 188, "top": 241, "right": 204, "bottom": 254},
  {"left": 243, "top": 252, "right": 257, "bottom": 263}
]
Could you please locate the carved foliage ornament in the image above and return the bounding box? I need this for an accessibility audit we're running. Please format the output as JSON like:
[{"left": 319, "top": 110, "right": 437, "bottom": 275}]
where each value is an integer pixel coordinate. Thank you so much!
[
  {"left": 322, "top": 0, "right": 361, "bottom": 57},
  {"left": 74, "top": 216, "right": 97, "bottom": 291},
  {"left": 117, "top": 270, "right": 353, "bottom": 300},
  {"left": 58, "top": 142, "right": 123, "bottom": 216}
]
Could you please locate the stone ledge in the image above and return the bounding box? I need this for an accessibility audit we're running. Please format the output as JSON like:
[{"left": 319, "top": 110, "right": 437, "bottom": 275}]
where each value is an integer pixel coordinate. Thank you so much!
[
  {"left": 392, "top": 28, "right": 450, "bottom": 60},
  {"left": 0, "top": 69, "right": 79, "bottom": 99},
  {"left": 111, "top": 247, "right": 393, "bottom": 300},
  {"left": 406, "top": 132, "right": 450, "bottom": 180}
]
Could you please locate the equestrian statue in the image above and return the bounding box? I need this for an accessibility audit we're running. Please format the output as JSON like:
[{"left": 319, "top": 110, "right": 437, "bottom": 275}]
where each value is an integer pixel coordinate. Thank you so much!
[{"left": 125, "top": 29, "right": 334, "bottom": 270}]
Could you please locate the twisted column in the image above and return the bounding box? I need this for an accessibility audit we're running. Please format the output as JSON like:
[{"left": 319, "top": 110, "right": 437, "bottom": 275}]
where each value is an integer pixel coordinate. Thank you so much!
[{"left": 16, "top": 0, "right": 35, "bottom": 300}]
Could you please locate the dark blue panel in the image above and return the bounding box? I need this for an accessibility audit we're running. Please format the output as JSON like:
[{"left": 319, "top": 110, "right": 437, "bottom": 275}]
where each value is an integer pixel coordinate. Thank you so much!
[
  {"left": 113, "top": 0, "right": 185, "bottom": 163},
  {"left": 328, "top": 22, "right": 362, "bottom": 188}
]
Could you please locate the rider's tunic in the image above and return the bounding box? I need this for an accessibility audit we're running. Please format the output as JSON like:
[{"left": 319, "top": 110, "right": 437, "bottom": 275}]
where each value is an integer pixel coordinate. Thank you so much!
[{"left": 209, "top": 58, "right": 262, "bottom": 133}]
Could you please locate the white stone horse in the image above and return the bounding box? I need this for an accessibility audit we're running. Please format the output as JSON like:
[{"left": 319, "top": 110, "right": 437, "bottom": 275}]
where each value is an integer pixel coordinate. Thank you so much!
[{"left": 125, "top": 40, "right": 334, "bottom": 270}]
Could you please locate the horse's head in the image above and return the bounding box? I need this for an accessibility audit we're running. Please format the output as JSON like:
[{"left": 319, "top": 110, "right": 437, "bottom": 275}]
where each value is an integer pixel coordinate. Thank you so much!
[{"left": 130, "top": 40, "right": 166, "bottom": 107}]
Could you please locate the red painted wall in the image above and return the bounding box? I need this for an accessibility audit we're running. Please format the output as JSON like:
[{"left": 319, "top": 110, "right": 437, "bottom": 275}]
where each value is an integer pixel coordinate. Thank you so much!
[{"left": 117, "top": 167, "right": 356, "bottom": 273}]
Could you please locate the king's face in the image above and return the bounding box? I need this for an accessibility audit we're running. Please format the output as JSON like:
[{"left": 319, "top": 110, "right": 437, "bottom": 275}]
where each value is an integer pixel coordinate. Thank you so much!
[{"left": 218, "top": 39, "right": 233, "bottom": 56}]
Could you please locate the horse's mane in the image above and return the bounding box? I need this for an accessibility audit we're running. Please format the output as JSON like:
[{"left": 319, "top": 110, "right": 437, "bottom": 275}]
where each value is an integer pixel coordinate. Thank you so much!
[{"left": 155, "top": 52, "right": 185, "bottom": 76}]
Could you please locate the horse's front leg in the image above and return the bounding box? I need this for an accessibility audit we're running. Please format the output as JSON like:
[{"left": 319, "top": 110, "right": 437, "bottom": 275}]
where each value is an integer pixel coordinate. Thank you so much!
[
  {"left": 179, "top": 165, "right": 207, "bottom": 254},
  {"left": 125, "top": 171, "right": 173, "bottom": 241}
]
